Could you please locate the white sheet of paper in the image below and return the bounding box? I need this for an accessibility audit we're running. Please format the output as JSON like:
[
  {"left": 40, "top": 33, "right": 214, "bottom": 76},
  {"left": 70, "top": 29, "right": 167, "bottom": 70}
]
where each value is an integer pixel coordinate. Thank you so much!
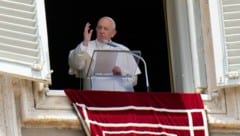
[{"left": 88, "top": 50, "right": 140, "bottom": 76}]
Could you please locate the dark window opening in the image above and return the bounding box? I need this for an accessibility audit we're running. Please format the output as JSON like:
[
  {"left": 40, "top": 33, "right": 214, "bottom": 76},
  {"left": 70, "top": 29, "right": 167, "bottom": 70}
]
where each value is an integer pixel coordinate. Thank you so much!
[{"left": 45, "top": 1, "right": 171, "bottom": 92}]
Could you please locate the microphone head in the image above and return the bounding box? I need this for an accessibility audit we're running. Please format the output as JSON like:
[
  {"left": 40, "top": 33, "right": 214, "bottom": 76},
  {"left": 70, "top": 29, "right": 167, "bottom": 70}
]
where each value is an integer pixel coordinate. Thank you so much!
[{"left": 103, "top": 39, "right": 117, "bottom": 47}]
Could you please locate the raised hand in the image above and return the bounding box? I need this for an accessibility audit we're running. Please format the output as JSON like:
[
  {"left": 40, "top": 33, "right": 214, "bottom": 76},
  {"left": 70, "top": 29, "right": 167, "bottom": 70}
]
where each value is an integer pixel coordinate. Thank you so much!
[{"left": 83, "top": 22, "right": 93, "bottom": 46}]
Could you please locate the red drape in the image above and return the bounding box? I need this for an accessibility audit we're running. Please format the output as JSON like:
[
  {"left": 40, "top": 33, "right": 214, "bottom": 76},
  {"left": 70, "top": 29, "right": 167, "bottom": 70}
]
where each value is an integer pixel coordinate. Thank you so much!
[{"left": 65, "top": 89, "right": 208, "bottom": 136}]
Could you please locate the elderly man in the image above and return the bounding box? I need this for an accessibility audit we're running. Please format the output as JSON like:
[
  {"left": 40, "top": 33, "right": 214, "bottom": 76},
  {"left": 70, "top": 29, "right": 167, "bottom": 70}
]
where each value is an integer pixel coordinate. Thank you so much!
[{"left": 68, "top": 16, "right": 141, "bottom": 91}]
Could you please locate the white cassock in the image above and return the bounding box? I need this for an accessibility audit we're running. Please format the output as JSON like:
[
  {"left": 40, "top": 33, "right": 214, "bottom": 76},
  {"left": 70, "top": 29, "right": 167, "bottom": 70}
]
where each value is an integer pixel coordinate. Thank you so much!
[{"left": 68, "top": 40, "right": 141, "bottom": 92}]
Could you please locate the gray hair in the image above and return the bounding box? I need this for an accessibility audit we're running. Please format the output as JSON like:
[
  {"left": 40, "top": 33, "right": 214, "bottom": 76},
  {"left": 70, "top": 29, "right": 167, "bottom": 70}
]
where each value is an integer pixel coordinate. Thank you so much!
[{"left": 99, "top": 16, "right": 116, "bottom": 29}]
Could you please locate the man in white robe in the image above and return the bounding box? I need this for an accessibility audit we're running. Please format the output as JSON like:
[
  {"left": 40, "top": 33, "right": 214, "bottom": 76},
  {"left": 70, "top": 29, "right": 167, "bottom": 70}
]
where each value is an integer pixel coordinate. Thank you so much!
[{"left": 68, "top": 16, "right": 141, "bottom": 91}]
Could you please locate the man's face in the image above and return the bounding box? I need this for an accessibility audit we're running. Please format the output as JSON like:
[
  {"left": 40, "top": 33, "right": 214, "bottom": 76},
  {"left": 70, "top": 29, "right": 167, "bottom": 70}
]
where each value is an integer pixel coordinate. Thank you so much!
[{"left": 96, "top": 18, "right": 116, "bottom": 42}]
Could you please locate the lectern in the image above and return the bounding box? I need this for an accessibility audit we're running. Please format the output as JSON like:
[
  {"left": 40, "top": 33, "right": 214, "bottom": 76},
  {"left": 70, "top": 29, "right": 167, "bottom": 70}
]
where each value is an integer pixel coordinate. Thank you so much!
[{"left": 86, "top": 50, "right": 141, "bottom": 92}]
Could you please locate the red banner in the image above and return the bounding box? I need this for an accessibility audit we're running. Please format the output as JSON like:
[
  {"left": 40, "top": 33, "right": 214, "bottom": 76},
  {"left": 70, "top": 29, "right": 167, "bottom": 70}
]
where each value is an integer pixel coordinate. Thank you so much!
[{"left": 65, "top": 89, "right": 208, "bottom": 136}]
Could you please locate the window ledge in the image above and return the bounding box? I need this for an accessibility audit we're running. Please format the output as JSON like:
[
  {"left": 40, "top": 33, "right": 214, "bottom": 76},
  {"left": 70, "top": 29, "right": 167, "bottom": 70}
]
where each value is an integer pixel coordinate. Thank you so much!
[
  {"left": 21, "top": 87, "right": 81, "bottom": 129},
  {"left": 208, "top": 114, "right": 240, "bottom": 130}
]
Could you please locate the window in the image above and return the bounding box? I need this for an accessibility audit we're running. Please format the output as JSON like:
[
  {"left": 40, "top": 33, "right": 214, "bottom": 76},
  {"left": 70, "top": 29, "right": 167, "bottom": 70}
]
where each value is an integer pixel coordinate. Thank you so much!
[
  {"left": 209, "top": 0, "right": 240, "bottom": 87},
  {"left": 45, "top": 1, "right": 171, "bottom": 91},
  {"left": 0, "top": 0, "right": 170, "bottom": 91}
]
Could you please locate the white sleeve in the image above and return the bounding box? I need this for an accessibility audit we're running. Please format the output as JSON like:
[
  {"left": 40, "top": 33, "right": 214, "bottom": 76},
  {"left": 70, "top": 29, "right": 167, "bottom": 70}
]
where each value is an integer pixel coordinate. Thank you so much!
[{"left": 68, "top": 43, "right": 89, "bottom": 76}]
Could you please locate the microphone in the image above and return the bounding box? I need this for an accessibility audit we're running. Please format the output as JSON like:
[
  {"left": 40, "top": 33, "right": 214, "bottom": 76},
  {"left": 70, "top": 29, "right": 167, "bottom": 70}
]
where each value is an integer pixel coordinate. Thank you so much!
[{"left": 103, "top": 40, "right": 118, "bottom": 47}]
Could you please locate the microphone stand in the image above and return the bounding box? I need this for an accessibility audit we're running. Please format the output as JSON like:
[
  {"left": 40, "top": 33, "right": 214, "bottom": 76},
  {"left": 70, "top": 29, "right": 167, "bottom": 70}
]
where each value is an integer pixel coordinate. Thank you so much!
[{"left": 130, "top": 52, "right": 150, "bottom": 92}]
